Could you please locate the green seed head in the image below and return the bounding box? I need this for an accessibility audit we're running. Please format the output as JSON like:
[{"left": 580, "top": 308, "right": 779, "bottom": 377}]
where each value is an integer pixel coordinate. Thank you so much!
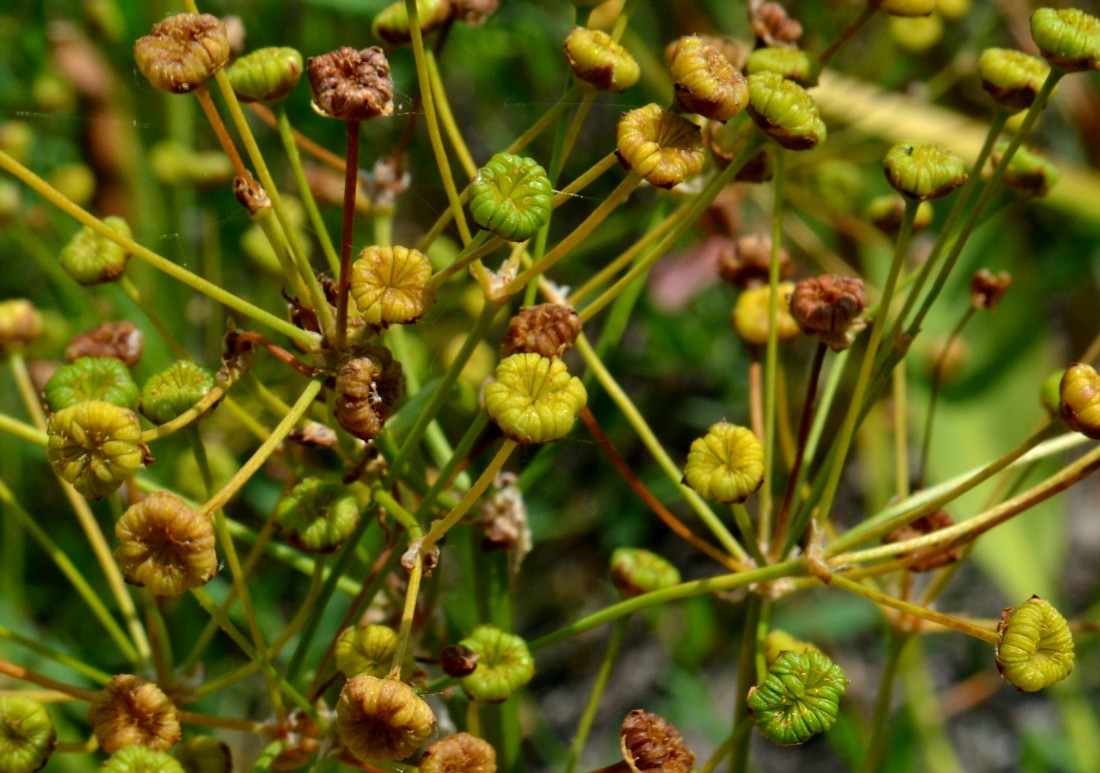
[
  {"left": 335, "top": 624, "right": 401, "bottom": 679},
  {"left": 470, "top": 153, "right": 553, "bottom": 242},
  {"left": 564, "top": 26, "right": 640, "bottom": 93},
  {"left": 616, "top": 104, "right": 705, "bottom": 188},
  {"left": 102, "top": 746, "right": 186, "bottom": 773},
  {"left": 484, "top": 352, "right": 587, "bottom": 444},
  {"left": 0, "top": 696, "right": 56, "bottom": 773},
  {"left": 372, "top": 0, "right": 453, "bottom": 45},
  {"left": 275, "top": 478, "right": 361, "bottom": 553},
  {"left": 670, "top": 35, "right": 750, "bottom": 122},
  {"left": 351, "top": 245, "right": 435, "bottom": 326},
  {"left": 114, "top": 492, "right": 217, "bottom": 596},
  {"left": 227, "top": 46, "right": 304, "bottom": 103},
  {"left": 745, "top": 46, "right": 819, "bottom": 88},
  {"left": 747, "top": 71, "right": 826, "bottom": 151},
  {"left": 140, "top": 361, "right": 215, "bottom": 425},
  {"left": 1059, "top": 363, "right": 1100, "bottom": 439},
  {"left": 683, "top": 422, "right": 765, "bottom": 504},
  {"left": 747, "top": 650, "right": 848, "bottom": 746},
  {"left": 172, "top": 736, "right": 232, "bottom": 773},
  {"left": 996, "top": 595, "right": 1075, "bottom": 692},
  {"left": 44, "top": 357, "right": 138, "bottom": 413},
  {"left": 457, "top": 625, "right": 535, "bottom": 703},
  {"left": 884, "top": 140, "right": 967, "bottom": 201},
  {"left": 978, "top": 48, "right": 1050, "bottom": 110},
  {"left": 993, "top": 142, "right": 1059, "bottom": 198},
  {"left": 47, "top": 400, "right": 146, "bottom": 499},
  {"left": 59, "top": 216, "right": 132, "bottom": 286},
  {"left": 609, "top": 547, "right": 681, "bottom": 598},
  {"left": 1030, "top": 7, "right": 1100, "bottom": 72}
]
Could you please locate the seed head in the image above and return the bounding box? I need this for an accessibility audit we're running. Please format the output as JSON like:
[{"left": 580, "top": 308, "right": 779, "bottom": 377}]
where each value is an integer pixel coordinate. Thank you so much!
[
  {"left": 308, "top": 46, "right": 394, "bottom": 122},
  {"left": 134, "top": 13, "right": 229, "bottom": 94}
]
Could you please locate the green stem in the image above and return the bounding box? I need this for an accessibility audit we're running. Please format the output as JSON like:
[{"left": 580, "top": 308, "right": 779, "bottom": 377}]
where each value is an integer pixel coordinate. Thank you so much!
[
  {"left": 564, "top": 617, "right": 630, "bottom": 773},
  {"left": 729, "top": 595, "right": 763, "bottom": 773},
  {"left": 0, "top": 623, "right": 111, "bottom": 685},
  {"left": 759, "top": 147, "right": 787, "bottom": 539},
  {"left": 858, "top": 632, "right": 909, "bottom": 773},
  {"left": 418, "top": 440, "right": 516, "bottom": 553},
  {"left": 426, "top": 49, "right": 477, "bottom": 180}
]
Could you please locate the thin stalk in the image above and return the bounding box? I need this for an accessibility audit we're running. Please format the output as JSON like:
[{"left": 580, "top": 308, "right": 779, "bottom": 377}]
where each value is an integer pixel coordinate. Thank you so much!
[
  {"left": 564, "top": 617, "right": 630, "bottom": 773},
  {"left": 426, "top": 49, "right": 477, "bottom": 180},
  {"left": 759, "top": 147, "right": 787, "bottom": 539},
  {"left": 116, "top": 278, "right": 190, "bottom": 360},
  {"left": 194, "top": 84, "right": 249, "bottom": 180},
  {"left": 917, "top": 307, "right": 975, "bottom": 485},
  {"left": 858, "top": 632, "right": 909, "bottom": 773},
  {"left": 0, "top": 660, "right": 98, "bottom": 702},
  {"left": 892, "top": 363, "right": 910, "bottom": 499},
  {"left": 729, "top": 595, "right": 763, "bottom": 773},
  {"left": 0, "top": 412, "right": 47, "bottom": 446},
  {"left": 144, "top": 594, "right": 174, "bottom": 690},
  {"left": 817, "top": 5, "right": 875, "bottom": 65},
  {"left": 900, "top": 636, "right": 964, "bottom": 773},
  {"left": 0, "top": 623, "right": 111, "bottom": 685},
  {"left": 335, "top": 119, "right": 361, "bottom": 352}
]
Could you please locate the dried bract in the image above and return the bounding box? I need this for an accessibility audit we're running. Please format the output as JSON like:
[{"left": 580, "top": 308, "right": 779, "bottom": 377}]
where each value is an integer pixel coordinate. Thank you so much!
[{"left": 618, "top": 709, "right": 695, "bottom": 772}]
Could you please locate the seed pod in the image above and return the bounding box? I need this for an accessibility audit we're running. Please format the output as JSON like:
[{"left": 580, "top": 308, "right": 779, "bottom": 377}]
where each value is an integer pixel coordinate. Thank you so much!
[
  {"left": 617, "top": 709, "right": 695, "bottom": 773},
  {"left": 308, "top": 47, "right": 394, "bottom": 122},
  {"left": 764, "top": 630, "right": 822, "bottom": 667},
  {"left": 43, "top": 357, "right": 137, "bottom": 413},
  {"left": 134, "top": 13, "right": 229, "bottom": 94},
  {"left": 419, "top": 733, "right": 496, "bottom": 773},
  {"left": 788, "top": 275, "right": 867, "bottom": 351},
  {"left": 563, "top": 27, "right": 640, "bottom": 93},
  {"left": 732, "top": 282, "right": 801, "bottom": 347},
  {"left": 683, "top": 422, "right": 765, "bottom": 505},
  {"left": 746, "top": 650, "right": 847, "bottom": 746},
  {"left": 452, "top": 0, "right": 498, "bottom": 26},
  {"left": 336, "top": 676, "right": 435, "bottom": 762},
  {"left": 0, "top": 696, "right": 56, "bottom": 773},
  {"left": 484, "top": 352, "right": 587, "bottom": 444},
  {"left": 872, "top": 0, "right": 935, "bottom": 16},
  {"left": 65, "top": 321, "right": 143, "bottom": 366},
  {"left": 750, "top": 2, "right": 803, "bottom": 47},
  {"left": 996, "top": 595, "right": 1075, "bottom": 692},
  {"left": 469, "top": 153, "right": 553, "bottom": 242},
  {"left": 1059, "top": 363, "right": 1100, "bottom": 439},
  {"left": 47, "top": 400, "right": 147, "bottom": 499},
  {"left": 59, "top": 216, "right": 132, "bottom": 286},
  {"left": 977, "top": 48, "right": 1050, "bottom": 111},
  {"left": 1030, "top": 7, "right": 1100, "bottom": 72},
  {"left": 884, "top": 140, "right": 967, "bottom": 201},
  {"left": 275, "top": 478, "right": 360, "bottom": 553},
  {"left": 882, "top": 509, "right": 961, "bottom": 572},
  {"left": 140, "top": 361, "right": 216, "bottom": 425},
  {"left": 114, "top": 492, "right": 216, "bottom": 596},
  {"left": 705, "top": 113, "right": 773, "bottom": 181},
  {"left": 102, "top": 746, "right": 186, "bottom": 773},
  {"left": 668, "top": 35, "right": 748, "bottom": 122},
  {"left": 335, "top": 624, "right": 400, "bottom": 679},
  {"left": 745, "top": 46, "right": 819, "bottom": 88},
  {"left": 89, "top": 675, "right": 181, "bottom": 754},
  {"left": 717, "top": 234, "right": 792, "bottom": 289},
  {"left": 746, "top": 71, "right": 826, "bottom": 151},
  {"left": 227, "top": 46, "right": 303, "bottom": 103},
  {"left": 499, "top": 304, "right": 582, "bottom": 359},
  {"left": 440, "top": 644, "right": 480, "bottom": 678},
  {"left": 992, "top": 142, "right": 1059, "bottom": 198},
  {"left": 372, "top": 0, "right": 453, "bottom": 45},
  {"left": 457, "top": 625, "right": 535, "bottom": 703},
  {"left": 616, "top": 104, "right": 705, "bottom": 189},
  {"left": 333, "top": 348, "right": 403, "bottom": 442},
  {"left": 865, "top": 195, "right": 933, "bottom": 237},
  {"left": 350, "top": 245, "right": 435, "bottom": 325},
  {"left": 610, "top": 547, "right": 681, "bottom": 599},
  {"left": 0, "top": 299, "right": 41, "bottom": 354},
  {"left": 172, "top": 736, "right": 232, "bottom": 773},
  {"left": 969, "top": 269, "right": 1012, "bottom": 310}
]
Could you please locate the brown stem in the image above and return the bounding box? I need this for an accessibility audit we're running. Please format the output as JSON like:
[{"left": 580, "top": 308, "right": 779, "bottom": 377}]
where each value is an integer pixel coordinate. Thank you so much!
[
  {"left": 335, "top": 120, "right": 361, "bottom": 352},
  {"left": 580, "top": 408, "right": 744, "bottom": 572},
  {"left": 231, "top": 331, "right": 319, "bottom": 378},
  {"left": 0, "top": 660, "right": 98, "bottom": 702},
  {"left": 771, "top": 342, "right": 827, "bottom": 557},
  {"left": 194, "top": 84, "right": 249, "bottom": 180},
  {"left": 748, "top": 346, "right": 764, "bottom": 442}
]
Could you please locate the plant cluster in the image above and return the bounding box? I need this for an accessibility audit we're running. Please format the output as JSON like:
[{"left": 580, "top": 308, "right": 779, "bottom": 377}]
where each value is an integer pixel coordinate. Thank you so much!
[{"left": 1, "top": 0, "right": 1099, "bottom": 771}]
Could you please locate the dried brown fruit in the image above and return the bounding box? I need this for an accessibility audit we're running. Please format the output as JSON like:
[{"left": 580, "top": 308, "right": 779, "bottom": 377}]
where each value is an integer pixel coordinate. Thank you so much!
[{"left": 308, "top": 47, "right": 394, "bottom": 122}]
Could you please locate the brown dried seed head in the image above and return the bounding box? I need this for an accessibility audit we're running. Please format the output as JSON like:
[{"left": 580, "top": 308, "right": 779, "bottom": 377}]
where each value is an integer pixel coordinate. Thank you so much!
[
  {"left": 114, "top": 492, "right": 217, "bottom": 596},
  {"left": 65, "top": 320, "right": 143, "bottom": 367},
  {"left": 419, "top": 732, "right": 497, "bottom": 773},
  {"left": 89, "top": 675, "right": 181, "bottom": 754},
  {"left": 751, "top": 2, "right": 804, "bottom": 47},
  {"left": 134, "top": 13, "right": 230, "bottom": 94},
  {"left": 499, "top": 304, "right": 582, "bottom": 359},
  {"left": 619, "top": 709, "right": 695, "bottom": 773},
  {"left": 969, "top": 269, "right": 1012, "bottom": 310},
  {"left": 334, "top": 348, "right": 403, "bottom": 442},
  {"left": 336, "top": 676, "right": 436, "bottom": 761},
  {"left": 788, "top": 275, "right": 867, "bottom": 350},
  {"left": 883, "top": 509, "right": 960, "bottom": 572},
  {"left": 452, "top": 0, "right": 499, "bottom": 26},
  {"left": 717, "top": 234, "right": 792, "bottom": 289},
  {"left": 308, "top": 47, "right": 394, "bottom": 122},
  {"left": 440, "top": 644, "right": 480, "bottom": 678}
]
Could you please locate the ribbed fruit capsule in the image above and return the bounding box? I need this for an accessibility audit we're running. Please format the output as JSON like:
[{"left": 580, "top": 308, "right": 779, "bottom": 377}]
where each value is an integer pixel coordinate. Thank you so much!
[
  {"left": 65, "top": 321, "right": 143, "bottom": 367},
  {"left": 59, "top": 216, "right": 132, "bottom": 285},
  {"left": 101, "top": 746, "right": 186, "bottom": 773},
  {"left": 669, "top": 35, "right": 749, "bottom": 122},
  {"left": 993, "top": 142, "right": 1059, "bottom": 198},
  {"left": 134, "top": 13, "right": 229, "bottom": 94},
  {"left": 683, "top": 422, "right": 765, "bottom": 505},
  {"left": 1030, "top": 7, "right": 1100, "bottom": 72},
  {"left": 617, "top": 710, "right": 695, "bottom": 773},
  {"left": 732, "top": 282, "right": 801, "bottom": 346},
  {"left": 563, "top": 27, "right": 640, "bottom": 93},
  {"left": 351, "top": 245, "right": 435, "bottom": 326},
  {"left": 44, "top": 357, "right": 139, "bottom": 412},
  {"left": 0, "top": 696, "right": 56, "bottom": 773},
  {"left": 336, "top": 676, "right": 435, "bottom": 761},
  {"left": 89, "top": 675, "right": 181, "bottom": 755},
  {"left": 884, "top": 140, "right": 967, "bottom": 201},
  {"left": 418, "top": 733, "right": 496, "bottom": 773},
  {"left": 866, "top": 195, "right": 933, "bottom": 237},
  {"left": 0, "top": 299, "right": 42, "bottom": 354},
  {"left": 457, "top": 625, "right": 535, "bottom": 703},
  {"left": 747, "top": 71, "right": 826, "bottom": 151},
  {"left": 1059, "top": 363, "right": 1100, "bottom": 439},
  {"left": 335, "top": 624, "right": 399, "bottom": 679},
  {"left": 308, "top": 47, "right": 394, "bottom": 121},
  {"left": 140, "top": 361, "right": 216, "bottom": 425},
  {"left": 47, "top": 400, "right": 146, "bottom": 499},
  {"left": 872, "top": 0, "right": 935, "bottom": 16},
  {"left": 333, "top": 349, "right": 403, "bottom": 442},
  {"left": 372, "top": 0, "right": 453, "bottom": 45},
  {"left": 788, "top": 275, "right": 867, "bottom": 351},
  {"left": 172, "top": 736, "right": 231, "bottom": 773},
  {"left": 274, "top": 478, "right": 360, "bottom": 553},
  {"left": 745, "top": 46, "right": 819, "bottom": 88},
  {"left": 227, "top": 46, "right": 303, "bottom": 103},
  {"left": 499, "top": 304, "right": 582, "bottom": 359},
  {"left": 114, "top": 492, "right": 217, "bottom": 596},
  {"left": 978, "top": 48, "right": 1050, "bottom": 110},
  {"left": 616, "top": 104, "right": 705, "bottom": 189},
  {"left": 746, "top": 650, "right": 848, "bottom": 746},
  {"left": 469, "top": 153, "right": 553, "bottom": 242},
  {"left": 484, "top": 352, "right": 587, "bottom": 444},
  {"left": 996, "top": 595, "right": 1075, "bottom": 692},
  {"left": 609, "top": 547, "right": 681, "bottom": 599}
]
